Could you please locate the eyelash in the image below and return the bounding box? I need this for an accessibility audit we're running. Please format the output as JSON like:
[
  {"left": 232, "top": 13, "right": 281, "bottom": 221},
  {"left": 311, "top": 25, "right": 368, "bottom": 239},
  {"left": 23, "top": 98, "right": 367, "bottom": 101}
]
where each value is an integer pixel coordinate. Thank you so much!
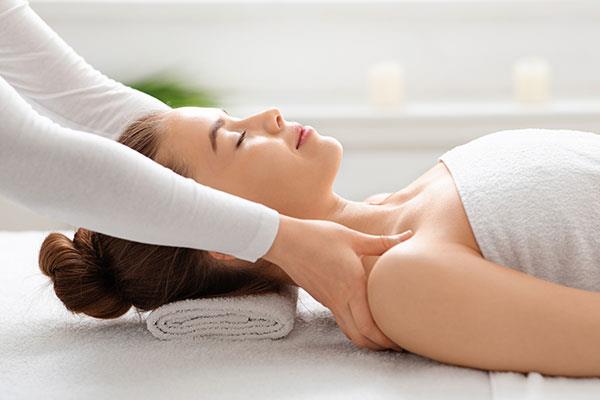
[{"left": 236, "top": 130, "right": 247, "bottom": 148}]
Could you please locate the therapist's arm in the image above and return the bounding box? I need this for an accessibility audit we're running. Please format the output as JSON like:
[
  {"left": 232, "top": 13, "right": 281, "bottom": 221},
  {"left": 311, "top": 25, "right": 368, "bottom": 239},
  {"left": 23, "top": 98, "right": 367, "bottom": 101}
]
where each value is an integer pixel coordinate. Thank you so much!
[
  {"left": 0, "top": 0, "right": 169, "bottom": 139},
  {"left": 0, "top": 0, "right": 411, "bottom": 352},
  {"left": 0, "top": 76, "right": 276, "bottom": 262},
  {"left": 0, "top": 76, "right": 410, "bottom": 351},
  {"left": 0, "top": 0, "right": 278, "bottom": 261}
]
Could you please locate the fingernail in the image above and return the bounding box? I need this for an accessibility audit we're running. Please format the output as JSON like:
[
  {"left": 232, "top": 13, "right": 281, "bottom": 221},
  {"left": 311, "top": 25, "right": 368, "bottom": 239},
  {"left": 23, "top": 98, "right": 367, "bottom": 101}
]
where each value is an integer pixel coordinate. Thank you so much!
[{"left": 395, "top": 230, "right": 412, "bottom": 238}]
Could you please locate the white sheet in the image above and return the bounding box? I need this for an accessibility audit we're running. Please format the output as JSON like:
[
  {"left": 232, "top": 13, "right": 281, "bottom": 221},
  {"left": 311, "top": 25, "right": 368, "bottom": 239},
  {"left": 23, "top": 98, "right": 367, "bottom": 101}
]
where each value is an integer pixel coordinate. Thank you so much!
[{"left": 1, "top": 231, "right": 598, "bottom": 399}]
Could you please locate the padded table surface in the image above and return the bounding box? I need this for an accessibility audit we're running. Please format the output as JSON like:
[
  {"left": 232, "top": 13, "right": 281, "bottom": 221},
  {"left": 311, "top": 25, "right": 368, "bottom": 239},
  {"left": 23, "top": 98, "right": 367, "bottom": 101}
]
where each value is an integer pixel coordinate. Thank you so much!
[{"left": 1, "top": 231, "right": 598, "bottom": 399}]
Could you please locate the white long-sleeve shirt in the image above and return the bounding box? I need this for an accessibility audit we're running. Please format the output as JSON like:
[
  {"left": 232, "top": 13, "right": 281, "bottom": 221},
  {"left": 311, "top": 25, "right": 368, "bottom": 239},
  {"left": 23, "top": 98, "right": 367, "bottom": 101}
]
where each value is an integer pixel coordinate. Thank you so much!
[{"left": 0, "top": 0, "right": 279, "bottom": 262}]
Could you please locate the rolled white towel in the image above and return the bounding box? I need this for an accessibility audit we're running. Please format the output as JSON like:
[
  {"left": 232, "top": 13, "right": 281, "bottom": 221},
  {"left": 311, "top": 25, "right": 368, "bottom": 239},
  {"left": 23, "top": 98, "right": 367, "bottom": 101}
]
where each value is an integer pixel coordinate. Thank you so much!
[{"left": 145, "top": 285, "right": 298, "bottom": 341}]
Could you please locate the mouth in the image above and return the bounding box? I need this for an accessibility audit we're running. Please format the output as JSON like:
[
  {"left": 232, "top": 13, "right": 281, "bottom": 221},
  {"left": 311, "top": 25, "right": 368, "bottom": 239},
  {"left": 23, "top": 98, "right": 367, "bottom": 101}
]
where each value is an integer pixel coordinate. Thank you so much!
[{"left": 295, "top": 126, "right": 314, "bottom": 150}]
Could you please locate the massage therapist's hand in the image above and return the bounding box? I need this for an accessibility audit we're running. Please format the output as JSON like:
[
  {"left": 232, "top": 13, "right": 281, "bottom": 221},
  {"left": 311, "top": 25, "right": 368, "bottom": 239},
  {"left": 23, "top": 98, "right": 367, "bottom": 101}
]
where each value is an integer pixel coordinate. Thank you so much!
[{"left": 263, "top": 215, "right": 413, "bottom": 351}]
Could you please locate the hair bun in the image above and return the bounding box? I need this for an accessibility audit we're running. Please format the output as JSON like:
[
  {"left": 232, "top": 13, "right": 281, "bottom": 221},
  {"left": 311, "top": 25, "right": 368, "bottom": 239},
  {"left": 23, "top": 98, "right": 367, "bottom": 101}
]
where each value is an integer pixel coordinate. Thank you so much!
[{"left": 38, "top": 228, "right": 132, "bottom": 319}]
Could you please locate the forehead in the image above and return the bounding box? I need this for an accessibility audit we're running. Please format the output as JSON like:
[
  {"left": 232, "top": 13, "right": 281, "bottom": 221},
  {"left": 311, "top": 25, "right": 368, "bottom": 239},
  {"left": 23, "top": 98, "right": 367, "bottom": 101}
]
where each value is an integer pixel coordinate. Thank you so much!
[
  {"left": 162, "top": 106, "right": 223, "bottom": 146},
  {"left": 157, "top": 107, "right": 223, "bottom": 173},
  {"left": 168, "top": 106, "right": 221, "bottom": 127}
]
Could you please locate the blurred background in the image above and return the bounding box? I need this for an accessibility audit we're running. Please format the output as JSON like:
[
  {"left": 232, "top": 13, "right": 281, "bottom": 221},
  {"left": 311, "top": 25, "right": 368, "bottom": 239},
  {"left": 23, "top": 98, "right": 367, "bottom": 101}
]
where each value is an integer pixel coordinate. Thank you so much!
[{"left": 2, "top": 0, "right": 600, "bottom": 230}]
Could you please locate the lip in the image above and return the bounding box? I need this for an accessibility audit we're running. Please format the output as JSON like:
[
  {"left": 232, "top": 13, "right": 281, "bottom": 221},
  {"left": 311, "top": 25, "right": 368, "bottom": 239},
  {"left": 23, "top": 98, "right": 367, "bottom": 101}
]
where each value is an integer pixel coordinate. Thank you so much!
[{"left": 296, "top": 126, "right": 314, "bottom": 149}]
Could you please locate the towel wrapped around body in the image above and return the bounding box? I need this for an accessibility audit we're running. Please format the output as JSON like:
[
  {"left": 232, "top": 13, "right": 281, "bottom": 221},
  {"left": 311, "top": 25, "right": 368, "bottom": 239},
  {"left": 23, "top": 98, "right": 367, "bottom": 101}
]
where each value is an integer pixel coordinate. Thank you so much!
[
  {"left": 146, "top": 285, "right": 298, "bottom": 340},
  {"left": 438, "top": 129, "right": 600, "bottom": 292}
]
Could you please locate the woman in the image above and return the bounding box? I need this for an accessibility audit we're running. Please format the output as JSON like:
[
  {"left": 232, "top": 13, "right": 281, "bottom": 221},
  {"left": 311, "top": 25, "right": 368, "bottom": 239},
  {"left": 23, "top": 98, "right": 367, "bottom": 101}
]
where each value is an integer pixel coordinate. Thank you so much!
[
  {"left": 40, "top": 106, "right": 600, "bottom": 378},
  {"left": 0, "top": 0, "right": 410, "bottom": 352}
]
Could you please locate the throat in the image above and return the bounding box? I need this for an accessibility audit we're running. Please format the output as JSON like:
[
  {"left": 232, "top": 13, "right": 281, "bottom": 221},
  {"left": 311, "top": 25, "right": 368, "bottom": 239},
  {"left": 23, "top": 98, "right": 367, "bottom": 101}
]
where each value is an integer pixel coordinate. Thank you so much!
[{"left": 331, "top": 190, "right": 421, "bottom": 238}]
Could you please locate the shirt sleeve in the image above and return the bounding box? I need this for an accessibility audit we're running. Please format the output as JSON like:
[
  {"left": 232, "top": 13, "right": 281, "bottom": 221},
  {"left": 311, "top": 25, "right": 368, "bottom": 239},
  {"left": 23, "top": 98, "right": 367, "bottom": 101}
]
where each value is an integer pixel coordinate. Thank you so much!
[
  {"left": 0, "top": 0, "right": 280, "bottom": 261},
  {"left": 0, "top": 76, "right": 280, "bottom": 262},
  {"left": 0, "top": 0, "right": 170, "bottom": 140}
]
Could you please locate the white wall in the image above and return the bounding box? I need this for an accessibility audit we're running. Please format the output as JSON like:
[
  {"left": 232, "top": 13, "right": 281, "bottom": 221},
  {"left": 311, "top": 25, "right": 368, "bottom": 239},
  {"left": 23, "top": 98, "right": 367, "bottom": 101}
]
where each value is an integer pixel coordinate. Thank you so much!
[
  {"left": 27, "top": 0, "right": 600, "bottom": 106},
  {"left": 3, "top": 0, "right": 600, "bottom": 230}
]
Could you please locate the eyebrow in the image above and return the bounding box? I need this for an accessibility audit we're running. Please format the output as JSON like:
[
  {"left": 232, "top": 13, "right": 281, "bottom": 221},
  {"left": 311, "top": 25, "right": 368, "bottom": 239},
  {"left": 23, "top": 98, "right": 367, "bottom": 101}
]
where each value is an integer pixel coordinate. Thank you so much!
[{"left": 209, "top": 117, "right": 225, "bottom": 153}]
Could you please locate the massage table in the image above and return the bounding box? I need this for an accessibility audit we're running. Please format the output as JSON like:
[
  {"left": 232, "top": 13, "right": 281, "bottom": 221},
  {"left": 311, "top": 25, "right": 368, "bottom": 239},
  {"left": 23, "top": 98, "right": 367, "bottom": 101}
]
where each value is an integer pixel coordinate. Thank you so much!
[{"left": 1, "top": 231, "right": 598, "bottom": 399}]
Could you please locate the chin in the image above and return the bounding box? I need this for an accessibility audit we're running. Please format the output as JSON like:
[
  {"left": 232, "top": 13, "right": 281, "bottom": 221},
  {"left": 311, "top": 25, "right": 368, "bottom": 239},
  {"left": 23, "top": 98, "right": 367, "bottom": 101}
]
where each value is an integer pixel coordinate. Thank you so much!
[
  {"left": 326, "top": 136, "right": 344, "bottom": 164},
  {"left": 318, "top": 134, "right": 343, "bottom": 154},
  {"left": 317, "top": 136, "right": 343, "bottom": 185}
]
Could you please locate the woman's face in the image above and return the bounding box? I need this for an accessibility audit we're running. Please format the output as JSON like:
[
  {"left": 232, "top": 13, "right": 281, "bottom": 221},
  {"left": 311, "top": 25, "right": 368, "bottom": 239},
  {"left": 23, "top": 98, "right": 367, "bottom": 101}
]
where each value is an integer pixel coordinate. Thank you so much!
[{"left": 159, "top": 107, "right": 343, "bottom": 219}]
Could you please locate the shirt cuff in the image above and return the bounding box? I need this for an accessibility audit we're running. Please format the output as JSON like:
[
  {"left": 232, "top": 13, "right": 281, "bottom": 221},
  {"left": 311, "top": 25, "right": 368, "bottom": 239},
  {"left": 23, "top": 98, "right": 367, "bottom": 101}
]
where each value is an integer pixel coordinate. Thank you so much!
[{"left": 234, "top": 206, "right": 280, "bottom": 263}]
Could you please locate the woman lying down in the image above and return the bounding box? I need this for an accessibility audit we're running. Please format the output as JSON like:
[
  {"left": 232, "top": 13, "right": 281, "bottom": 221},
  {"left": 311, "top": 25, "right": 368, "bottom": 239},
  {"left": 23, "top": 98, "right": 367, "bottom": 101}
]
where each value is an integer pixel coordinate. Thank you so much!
[{"left": 39, "top": 106, "right": 600, "bottom": 378}]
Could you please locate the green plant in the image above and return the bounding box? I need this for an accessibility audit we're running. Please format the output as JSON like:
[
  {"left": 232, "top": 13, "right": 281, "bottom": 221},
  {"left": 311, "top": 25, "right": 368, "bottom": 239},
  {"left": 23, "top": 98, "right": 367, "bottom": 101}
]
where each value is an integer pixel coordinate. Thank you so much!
[{"left": 128, "top": 74, "right": 220, "bottom": 108}]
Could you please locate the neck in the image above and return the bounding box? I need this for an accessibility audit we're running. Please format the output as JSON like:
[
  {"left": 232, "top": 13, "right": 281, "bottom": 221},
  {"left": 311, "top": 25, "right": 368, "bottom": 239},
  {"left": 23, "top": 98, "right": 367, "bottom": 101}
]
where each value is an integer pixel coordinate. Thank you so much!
[
  {"left": 271, "top": 189, "right": 420, "bottom": 286},
  {"left": 306, "top": 190, "right": 417, "bottom": 237}
]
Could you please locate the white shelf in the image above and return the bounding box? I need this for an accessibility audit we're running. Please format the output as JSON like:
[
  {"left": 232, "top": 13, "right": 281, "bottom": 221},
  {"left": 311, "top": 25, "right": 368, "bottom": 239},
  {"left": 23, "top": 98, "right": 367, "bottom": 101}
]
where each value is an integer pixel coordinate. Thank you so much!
[
  {"left": 228, "top": 99, "right": 600, "bottom": 149},
  {"left": 29, "top": 0, "right": 600, "bottom": 21},
  {"left": 230, "top": 99, "right": 600, "bottom": 120}
]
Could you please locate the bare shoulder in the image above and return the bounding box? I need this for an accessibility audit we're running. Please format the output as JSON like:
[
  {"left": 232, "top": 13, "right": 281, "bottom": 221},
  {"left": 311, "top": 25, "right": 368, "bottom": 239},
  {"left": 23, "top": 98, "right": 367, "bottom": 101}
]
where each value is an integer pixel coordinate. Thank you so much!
[
  {"left": 368, "top": 234, "right": 484, "bottom": 283},
  {"left": 366, "top": 231, "right": 600, "bottom": 377}
]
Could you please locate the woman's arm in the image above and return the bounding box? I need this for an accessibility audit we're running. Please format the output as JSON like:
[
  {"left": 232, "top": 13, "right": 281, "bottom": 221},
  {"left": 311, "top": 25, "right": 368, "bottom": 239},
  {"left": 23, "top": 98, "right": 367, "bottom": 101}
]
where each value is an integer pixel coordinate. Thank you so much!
[
  {"left": 368, "top": 239, "right": 600, "bottom": 377},
  {"left": 0, "top": 76, "right": 277, "bottom": 262},
  {"left": 0, "top": 0, "right": 169, "bottom": 140}
]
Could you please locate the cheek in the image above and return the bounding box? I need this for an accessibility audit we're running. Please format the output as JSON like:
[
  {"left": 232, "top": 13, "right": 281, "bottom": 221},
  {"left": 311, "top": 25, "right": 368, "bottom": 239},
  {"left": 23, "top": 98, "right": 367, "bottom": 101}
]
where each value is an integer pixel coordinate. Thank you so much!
[
  {"left": 249, "top": 147, "right": 298, "bottom": 186},
  {"left": 251, "top": 139, "right": 342, "bottom": 189},
  {"left": 220, "top": 139, "right": 342, "bottom": 204},
  {"left": 221, "top": 146, "right": 297, "bottom": 198}
]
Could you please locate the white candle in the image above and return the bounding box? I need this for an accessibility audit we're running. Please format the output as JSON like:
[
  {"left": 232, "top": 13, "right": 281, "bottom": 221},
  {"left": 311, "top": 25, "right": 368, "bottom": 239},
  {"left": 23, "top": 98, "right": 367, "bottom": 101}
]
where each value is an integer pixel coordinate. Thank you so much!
[
  {"left": 367, "top": 61, "right": 405, "bottom": 108},
  {"left": 513, "top": 57, "right": 552, "bottom": 104}
]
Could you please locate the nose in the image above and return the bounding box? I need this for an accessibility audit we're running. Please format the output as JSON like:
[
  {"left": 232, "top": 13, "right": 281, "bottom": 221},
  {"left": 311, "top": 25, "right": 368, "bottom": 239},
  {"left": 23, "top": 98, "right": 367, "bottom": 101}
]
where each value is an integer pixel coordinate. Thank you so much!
[
  {"left": 238, "top": 107, "right": 285, "bottom": 138},
  {"left": 255, "top": 107, "right": 285, "bottom": 135}
]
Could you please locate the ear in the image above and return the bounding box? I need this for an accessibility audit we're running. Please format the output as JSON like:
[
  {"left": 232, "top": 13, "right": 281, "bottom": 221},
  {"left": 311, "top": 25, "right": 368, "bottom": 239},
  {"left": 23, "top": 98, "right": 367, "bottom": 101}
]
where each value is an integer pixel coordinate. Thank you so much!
[{"left": 207, "top": 251, "right": 237, "bottom": 261}]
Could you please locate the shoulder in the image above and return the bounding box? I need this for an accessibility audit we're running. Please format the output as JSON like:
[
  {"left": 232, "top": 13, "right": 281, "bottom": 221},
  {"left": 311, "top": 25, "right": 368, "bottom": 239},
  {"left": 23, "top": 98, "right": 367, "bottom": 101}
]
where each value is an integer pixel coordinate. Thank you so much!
[
  {"left": 369, "top": 235, "right": 432, "bottom": 274},
  {"left": 368, "top": 236, "right": 484, "bottom": 291}
]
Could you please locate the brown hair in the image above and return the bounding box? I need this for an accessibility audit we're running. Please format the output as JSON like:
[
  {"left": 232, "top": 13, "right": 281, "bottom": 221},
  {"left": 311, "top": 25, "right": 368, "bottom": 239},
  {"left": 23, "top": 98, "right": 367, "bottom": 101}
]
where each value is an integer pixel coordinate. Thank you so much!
[{"left": 38, "top": 110, "right": 289, "bottom": 320}]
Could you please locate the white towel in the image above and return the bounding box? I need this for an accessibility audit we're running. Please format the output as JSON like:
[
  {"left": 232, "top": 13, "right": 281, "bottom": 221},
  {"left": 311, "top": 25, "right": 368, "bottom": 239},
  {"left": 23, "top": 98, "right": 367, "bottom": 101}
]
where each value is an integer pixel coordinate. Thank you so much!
[
  {"left": 145, "top": 284, "right": 298, "bottom": 340},
  {"left": 438, "top": 129, "right": 600, "bottom": 292}
]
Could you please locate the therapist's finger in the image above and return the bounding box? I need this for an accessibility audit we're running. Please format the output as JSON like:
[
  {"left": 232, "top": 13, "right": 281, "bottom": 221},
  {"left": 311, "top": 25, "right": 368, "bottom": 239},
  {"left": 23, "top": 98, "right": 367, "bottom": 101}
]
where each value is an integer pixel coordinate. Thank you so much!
[
  {"left": 354, "top": 230, "right": 414, "bottom": 256},
  {"left": 333, "top": 305, "right": 385, "bottom": 351},
  {"left": 347, "top": 283, "right": 402, "bottom": 351}
]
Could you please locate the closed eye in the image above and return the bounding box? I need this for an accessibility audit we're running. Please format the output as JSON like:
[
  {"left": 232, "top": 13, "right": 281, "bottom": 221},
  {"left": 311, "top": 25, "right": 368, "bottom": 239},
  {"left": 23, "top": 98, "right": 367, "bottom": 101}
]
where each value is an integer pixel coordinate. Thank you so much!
[{"left": 236, "top": 130, "right": 247, "bottom": 148}]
